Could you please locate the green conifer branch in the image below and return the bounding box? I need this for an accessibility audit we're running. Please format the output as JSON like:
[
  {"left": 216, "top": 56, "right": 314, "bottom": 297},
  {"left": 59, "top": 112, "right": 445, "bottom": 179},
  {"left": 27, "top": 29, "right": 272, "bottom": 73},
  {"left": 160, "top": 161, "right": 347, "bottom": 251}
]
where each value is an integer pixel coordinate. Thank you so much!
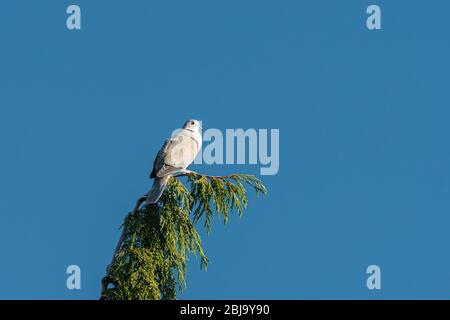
[{"left": 100, "top": 172, "right": 267, "bottom": 300}]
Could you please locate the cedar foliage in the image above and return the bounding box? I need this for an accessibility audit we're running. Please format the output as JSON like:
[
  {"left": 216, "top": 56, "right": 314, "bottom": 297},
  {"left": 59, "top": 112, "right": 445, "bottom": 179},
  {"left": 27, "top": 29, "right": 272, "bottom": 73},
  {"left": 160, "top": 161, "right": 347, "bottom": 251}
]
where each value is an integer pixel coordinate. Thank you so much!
[{"left": 101, "top": 173, "right": 267, "bottom": 300}]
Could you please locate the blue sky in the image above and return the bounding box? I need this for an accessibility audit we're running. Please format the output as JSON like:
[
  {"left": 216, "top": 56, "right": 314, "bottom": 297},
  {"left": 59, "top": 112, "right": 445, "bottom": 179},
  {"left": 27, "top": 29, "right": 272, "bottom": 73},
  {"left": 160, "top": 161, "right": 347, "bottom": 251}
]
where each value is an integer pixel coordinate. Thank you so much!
[{"left": 1, "top": 0, "right": 450, "bottom": 299}]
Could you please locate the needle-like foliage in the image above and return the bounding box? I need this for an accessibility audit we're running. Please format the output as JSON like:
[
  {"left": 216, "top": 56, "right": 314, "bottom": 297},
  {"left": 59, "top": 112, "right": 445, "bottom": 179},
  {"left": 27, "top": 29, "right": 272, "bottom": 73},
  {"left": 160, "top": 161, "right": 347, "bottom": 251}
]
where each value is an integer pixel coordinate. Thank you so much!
[{"left": 101, "top": 173, "right": 267, "bottom": 300}]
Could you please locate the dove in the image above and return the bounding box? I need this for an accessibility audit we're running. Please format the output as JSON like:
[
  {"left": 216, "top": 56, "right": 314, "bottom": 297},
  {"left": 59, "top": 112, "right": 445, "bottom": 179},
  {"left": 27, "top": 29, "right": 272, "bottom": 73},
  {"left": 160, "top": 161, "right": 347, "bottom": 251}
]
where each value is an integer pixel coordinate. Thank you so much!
[{"left": 146, "top": 119, "right": 203, "bottom": 204}]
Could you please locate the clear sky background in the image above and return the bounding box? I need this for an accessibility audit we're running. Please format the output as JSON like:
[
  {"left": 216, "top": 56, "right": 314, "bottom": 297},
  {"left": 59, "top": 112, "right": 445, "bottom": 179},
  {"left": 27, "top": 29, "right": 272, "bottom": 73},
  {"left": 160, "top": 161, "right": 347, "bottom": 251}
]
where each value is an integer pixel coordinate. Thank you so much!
[{"left": 1, "top": 0, "right": 450, "bottom": 299}]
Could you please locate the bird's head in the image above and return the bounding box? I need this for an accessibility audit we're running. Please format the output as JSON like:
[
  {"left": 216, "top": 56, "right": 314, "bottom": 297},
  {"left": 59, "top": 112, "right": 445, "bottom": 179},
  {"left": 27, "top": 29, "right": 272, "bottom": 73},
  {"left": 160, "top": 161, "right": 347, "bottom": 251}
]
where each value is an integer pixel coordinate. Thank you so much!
[{"left": 183, "top": 119, "right": 202, "bottom": 133}]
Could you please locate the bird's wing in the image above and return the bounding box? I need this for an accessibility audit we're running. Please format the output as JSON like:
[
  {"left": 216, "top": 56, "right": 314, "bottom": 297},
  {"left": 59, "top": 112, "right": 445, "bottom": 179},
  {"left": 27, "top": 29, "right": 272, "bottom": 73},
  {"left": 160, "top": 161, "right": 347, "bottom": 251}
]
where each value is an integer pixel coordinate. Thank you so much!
[
  {"left": 151, "top": 129, "right": 201, "bottom": 179},
  {"left": 150, "top": 137, "right": 175, "bottom": 178},
  {"left": 167, "top": 134, "right": 199, "bottom": 165},
  {"left": 156, "top": 163, "right": 182, "bottom": 178}
]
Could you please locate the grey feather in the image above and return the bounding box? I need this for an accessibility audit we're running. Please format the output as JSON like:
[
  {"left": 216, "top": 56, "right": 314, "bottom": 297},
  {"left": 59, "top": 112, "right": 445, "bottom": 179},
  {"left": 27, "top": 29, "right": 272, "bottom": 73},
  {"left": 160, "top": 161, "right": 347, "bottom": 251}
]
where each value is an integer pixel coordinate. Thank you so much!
[{"left": 147, "top": 175, "right": 171, "bottom": 204}]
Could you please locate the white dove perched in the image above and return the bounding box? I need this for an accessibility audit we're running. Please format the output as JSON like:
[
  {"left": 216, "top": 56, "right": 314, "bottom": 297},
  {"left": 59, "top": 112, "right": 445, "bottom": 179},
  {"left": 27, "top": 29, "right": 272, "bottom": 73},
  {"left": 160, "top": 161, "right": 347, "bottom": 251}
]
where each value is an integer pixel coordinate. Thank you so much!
[{"left": 147, "top": 119, "right": 202, "bottom": 204}]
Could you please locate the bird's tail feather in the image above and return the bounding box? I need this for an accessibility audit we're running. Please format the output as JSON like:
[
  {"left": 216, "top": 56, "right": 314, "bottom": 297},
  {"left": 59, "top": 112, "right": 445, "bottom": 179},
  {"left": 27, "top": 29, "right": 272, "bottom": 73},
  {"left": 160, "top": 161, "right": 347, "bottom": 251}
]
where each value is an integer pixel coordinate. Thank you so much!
[{"left": 147, "top": 176, "right": 171, "bottom": 204}]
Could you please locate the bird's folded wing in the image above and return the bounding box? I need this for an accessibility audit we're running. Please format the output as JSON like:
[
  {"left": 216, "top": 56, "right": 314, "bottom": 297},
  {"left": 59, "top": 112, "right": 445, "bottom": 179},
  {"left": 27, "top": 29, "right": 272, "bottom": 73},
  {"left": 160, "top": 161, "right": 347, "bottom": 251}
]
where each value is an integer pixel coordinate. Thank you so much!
[
  {"left": 152, "top": 131, "right": 200, "bottom": 178},
  {"left": 150, "top": 138, "right": 171, "bottom": 178},
  {"left": 156, "top": 163, "right": 183, "bottom": 178}
]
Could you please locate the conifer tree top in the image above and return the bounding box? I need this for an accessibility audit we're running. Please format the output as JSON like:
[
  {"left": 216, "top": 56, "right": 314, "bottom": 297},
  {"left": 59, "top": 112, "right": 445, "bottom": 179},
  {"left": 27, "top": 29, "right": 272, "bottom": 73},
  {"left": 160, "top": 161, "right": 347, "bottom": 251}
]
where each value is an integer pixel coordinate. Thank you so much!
[{"left": 101, "top": 172, "right": 267, "bottom": 300}]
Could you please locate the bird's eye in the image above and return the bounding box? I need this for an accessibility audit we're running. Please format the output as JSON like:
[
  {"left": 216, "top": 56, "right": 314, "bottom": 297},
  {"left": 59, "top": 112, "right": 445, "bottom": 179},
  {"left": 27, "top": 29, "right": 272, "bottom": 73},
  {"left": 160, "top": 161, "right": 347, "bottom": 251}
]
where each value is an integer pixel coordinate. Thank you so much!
[{"left": 191, "top": 121, "right": 195, "bottom": 125}]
